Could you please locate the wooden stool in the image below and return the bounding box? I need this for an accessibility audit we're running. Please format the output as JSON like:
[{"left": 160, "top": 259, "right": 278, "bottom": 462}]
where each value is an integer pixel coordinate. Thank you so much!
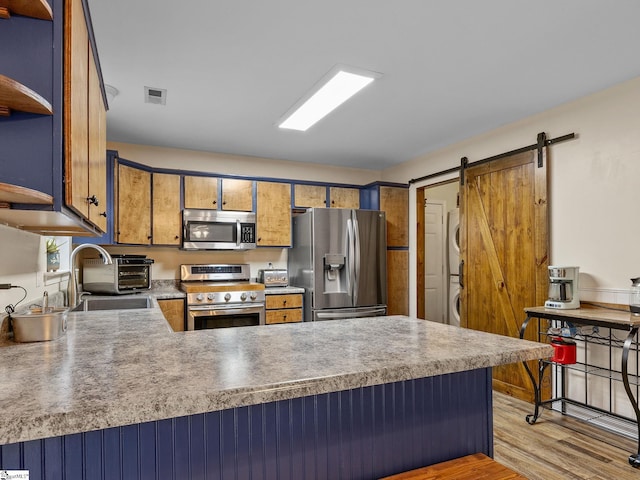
[{"left": 380, "top": 453, "right": 527, "bottom": 480}]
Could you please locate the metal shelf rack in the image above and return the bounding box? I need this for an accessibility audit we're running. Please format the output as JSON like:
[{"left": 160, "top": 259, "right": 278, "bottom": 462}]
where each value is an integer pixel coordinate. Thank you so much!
[{"left": 521, "top": 306, "right": 640, "bottom": 468}]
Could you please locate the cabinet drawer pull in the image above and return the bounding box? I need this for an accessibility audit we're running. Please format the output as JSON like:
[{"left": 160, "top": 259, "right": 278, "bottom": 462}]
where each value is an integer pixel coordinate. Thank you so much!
[
  {"left": 99, "top": 212, "right": 107, "bottom": 217},
  {"left": 87, "top": 195, "right": 99, "bottom": 206}
]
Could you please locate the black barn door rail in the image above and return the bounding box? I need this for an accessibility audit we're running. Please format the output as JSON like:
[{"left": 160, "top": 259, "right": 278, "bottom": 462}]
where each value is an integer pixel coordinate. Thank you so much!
[{"left": 408, "top": 131, "right": 575, "bottom": 186}]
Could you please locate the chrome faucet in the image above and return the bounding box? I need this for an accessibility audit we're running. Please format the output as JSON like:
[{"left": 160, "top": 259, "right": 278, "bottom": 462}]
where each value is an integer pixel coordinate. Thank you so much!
[{"left": 67, "top": 244, "right": 113, "bottom": 308}]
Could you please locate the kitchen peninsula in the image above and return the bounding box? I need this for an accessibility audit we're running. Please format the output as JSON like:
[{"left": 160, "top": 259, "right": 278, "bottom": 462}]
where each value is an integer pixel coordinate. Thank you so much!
[{"left": 0, "top": 304, "right": 552, "bottom": 479}]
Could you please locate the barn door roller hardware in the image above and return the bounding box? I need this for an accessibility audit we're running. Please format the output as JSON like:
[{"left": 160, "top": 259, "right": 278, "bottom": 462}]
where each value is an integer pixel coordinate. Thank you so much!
[
  {"left": 412, "top": 131, "right": 576, "bottom": 186},
  {"left": 458, "top": 132, "right": 575, "bottom": 185}
]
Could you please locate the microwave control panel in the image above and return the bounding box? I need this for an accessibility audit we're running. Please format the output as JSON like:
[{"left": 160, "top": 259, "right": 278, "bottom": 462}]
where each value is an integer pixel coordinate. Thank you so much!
[{"left": 241, "top": 223, "right": 255, "bottom": 243}]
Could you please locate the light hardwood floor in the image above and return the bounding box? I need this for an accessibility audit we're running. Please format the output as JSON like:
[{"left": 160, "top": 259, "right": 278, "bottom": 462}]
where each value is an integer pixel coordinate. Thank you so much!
[{"left": 493, "top": 392, "right": 639, "bottom": 479}]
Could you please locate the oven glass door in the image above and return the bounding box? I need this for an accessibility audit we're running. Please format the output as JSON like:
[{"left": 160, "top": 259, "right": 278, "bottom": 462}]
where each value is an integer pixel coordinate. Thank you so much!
[{"left": 188, "top": 305, "right": 265, "bottom": 330}]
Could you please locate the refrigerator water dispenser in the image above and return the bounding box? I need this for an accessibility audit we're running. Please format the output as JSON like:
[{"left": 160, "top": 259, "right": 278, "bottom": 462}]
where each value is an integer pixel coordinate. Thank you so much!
[{"left": 324, "top": 253, "right": 346, "bottom": 293}]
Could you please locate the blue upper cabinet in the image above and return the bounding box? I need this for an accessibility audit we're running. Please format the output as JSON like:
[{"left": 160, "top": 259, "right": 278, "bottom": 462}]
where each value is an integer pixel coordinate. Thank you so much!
[{"left": 0, "top": 0, "right": 108, "bottom": 236}]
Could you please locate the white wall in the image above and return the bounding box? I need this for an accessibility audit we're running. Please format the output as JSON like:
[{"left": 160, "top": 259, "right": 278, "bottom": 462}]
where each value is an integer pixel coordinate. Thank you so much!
[
  {"left": 0, "top": 225, "right": 69, "bottom": 320},
  {"left": 108, "top": 141, "right": 381, "bottom": 185},
  {"left": 383, "top": 75, "right": 640, "bottom": 315},
  {"left": 103, "top": 245, "right": 287, "bottom": 280}
]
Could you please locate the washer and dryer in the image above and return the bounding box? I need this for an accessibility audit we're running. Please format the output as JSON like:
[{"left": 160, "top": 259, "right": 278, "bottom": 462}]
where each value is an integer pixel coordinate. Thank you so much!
[
  {"left": 448, "top": 209, "right": 461, "bottom": 326},
  {"left": 448, "top": 208, "right": 460, "bottom": 276},
  {"left": 448, "top": 275, "right": 460, "bottom": 327}
]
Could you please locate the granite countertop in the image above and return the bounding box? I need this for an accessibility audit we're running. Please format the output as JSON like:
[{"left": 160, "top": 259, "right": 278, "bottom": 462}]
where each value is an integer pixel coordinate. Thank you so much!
[
  {"left": 263, "top": 285, "right": 305, "bottom": 294},
  {"left": 0, "top": 306, "right": 552, "bottom": 445}
]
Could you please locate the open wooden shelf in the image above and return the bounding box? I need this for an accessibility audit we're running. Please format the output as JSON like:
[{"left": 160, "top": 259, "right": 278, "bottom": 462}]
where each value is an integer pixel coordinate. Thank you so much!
[
  {"left": 0, "top": 0, "right": 53, "bottom": 21},
  {"left": 0, "top": 74, "right": 52, "bottom": 116},
  {"left": 0, "top": 182, "right": 53, "bottom": 205}
]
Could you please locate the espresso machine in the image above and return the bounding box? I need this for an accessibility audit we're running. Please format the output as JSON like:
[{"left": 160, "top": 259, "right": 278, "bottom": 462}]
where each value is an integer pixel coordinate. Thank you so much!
[{"left": 545, "top": 266, "right": 580, "bottom": 309}]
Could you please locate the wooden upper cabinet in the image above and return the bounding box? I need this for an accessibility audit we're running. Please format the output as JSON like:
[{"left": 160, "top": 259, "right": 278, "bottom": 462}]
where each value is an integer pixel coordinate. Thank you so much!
[
  {"left": 116, "top": 163, "right": 151, "bottom": 245},
  {"left": 184, "top": 175, "right": 218, "bottom": 209},
  {"left": 294, "top": 184, "right": 326, "bottom": 208},
  {"left": 65, "top": 0, "right": 89, "bottom": 220},
  {"left": 152, "top": 173, "right": 181, "bottom": 245},
  {"left": 380, "top": 186, "right": 409, "bottom": 247},
  {"left": 87, "top": 52, "right": 107, "bottom": 231},
  {"left": 256, "top": 181, "right": 291, "bottom": 246},
  {"left": 221, "top": 178, "right": 253, "bottom": 211},
  {"left": 330, "top": 187, "right": 360, "bottom": 209},
  {"left": 64, "top": 0, "right": 107, "bottom": 232}
]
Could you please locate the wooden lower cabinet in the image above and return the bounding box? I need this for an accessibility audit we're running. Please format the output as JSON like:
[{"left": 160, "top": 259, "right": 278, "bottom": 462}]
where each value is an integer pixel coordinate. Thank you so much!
[
  {"left": 387, "top": 250, "right": 409, "bottom": 316},
  {"left": 158, "top": 298, "right": 185, "bottom": 332},
  {"left": 265, "top": 293, "right": 303, "bottom": 324}
]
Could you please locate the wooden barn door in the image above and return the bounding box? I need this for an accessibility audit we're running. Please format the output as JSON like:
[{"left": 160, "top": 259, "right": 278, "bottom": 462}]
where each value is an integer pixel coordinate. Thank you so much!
[{"left": 460, "top": 142, "right": 549, "bottom": 402}]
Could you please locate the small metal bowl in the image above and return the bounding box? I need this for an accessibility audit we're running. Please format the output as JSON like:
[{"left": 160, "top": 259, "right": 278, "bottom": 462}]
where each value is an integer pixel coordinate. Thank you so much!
[{"left": 11, "top": 307, "right": 68, "bottom": 342}]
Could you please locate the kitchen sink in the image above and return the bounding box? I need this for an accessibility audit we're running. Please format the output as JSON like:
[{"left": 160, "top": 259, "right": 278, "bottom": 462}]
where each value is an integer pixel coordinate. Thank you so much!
[{"left": 71, "top": 296, "right": 152, "bottom": 312}]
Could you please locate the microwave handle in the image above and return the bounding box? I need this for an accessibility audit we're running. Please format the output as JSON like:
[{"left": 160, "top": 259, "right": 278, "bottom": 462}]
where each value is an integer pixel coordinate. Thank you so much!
[{"left": 236, "top": 220, "right": 241, "bottom": 247}]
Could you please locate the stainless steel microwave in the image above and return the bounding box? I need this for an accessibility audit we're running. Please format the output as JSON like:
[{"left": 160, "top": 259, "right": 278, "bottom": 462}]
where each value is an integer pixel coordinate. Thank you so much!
[{"left": 182, "top": 209, "right": 257, "bottom": 250}]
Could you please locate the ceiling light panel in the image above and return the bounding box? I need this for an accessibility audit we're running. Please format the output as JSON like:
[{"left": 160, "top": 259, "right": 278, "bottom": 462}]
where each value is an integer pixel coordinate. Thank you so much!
[{"left": 278, "top": 66, "right": 381, "bottom": 132}]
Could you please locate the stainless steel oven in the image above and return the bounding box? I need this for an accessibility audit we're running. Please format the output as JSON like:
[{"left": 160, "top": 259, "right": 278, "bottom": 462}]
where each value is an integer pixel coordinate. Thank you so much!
[
  {"left": 187, "top": 301, "right": 265, "bottom": 330},
  {"left": 181, "top": 264, "right": 266, "bottom": 331}
]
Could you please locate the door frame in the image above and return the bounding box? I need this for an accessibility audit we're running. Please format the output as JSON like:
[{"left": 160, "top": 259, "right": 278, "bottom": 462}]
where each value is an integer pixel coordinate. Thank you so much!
[
  {"left": 424, "top": 199, "right": 447, "bottom": 323},
  {"left": 416, "top": 178, "right": 459, "bottom": 319}
]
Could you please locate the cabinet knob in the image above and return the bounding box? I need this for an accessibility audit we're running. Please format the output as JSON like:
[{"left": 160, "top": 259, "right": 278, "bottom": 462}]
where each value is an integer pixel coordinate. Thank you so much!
[
  {"left": 87, "top": 195, "right": 99, "bottom": 206},
  {"left": 99, "top": 212, "right": 107, "bottom": 217},
  {"left": 174, "top": 235, "right": 179, "bottom": 240},
  {"left": 212, "top": 200, "right": 217, "bottom": 205},
  {"left": 147, "top": 235, "right": 152, "bottom": 240},
  {"left": 222, "top": 201, "right": 226, "bottom": 206},
  {"left": 283, "top": 299, "right": 287, "bottom": 305}
]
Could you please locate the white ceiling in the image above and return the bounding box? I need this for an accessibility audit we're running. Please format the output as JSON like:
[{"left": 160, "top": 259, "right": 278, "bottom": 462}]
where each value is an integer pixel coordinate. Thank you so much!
[{"left": 87, "top": 0, "right": 640, "bottom": 171}]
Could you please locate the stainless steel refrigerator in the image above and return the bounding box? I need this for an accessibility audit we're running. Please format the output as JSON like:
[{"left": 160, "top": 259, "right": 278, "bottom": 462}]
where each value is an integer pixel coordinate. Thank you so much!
[{"left": 288, "top": 208, "right": 387, "bottom": 321}]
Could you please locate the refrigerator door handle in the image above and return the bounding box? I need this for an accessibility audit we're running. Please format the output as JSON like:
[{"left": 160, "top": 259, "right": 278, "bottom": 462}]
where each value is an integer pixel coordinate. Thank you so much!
[
  {"left": 353, "top": 216, "right": 360, "bottom": 305},
  {"left": 346, "top": 218, "right": 355, "bottom": 299},
  {"left": 315, "top": 307, "right": 387, "bottom": 320}
]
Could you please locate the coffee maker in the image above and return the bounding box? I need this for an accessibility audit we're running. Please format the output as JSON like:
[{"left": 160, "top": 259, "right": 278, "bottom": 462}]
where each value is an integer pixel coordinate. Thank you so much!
[{"left": 545, "top": 266, "right": 580, "bottom": 309}]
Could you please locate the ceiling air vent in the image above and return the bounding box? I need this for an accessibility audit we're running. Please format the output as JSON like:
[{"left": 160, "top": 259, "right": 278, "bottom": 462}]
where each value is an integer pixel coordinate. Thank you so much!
[{"left": 144, "top": 86, "right": 167, "bottom": 105}]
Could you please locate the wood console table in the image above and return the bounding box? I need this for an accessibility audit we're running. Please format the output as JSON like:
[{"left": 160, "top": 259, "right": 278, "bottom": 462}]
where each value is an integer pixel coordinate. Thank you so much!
[{"left": 520, "top": 306, "right": 640, "bottom": 468}]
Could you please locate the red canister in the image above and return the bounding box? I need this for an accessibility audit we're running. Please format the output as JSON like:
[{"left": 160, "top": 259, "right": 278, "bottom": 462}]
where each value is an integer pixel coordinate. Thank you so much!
[{"left": 550, "top": 337, "right": 577, "bottom": 365}]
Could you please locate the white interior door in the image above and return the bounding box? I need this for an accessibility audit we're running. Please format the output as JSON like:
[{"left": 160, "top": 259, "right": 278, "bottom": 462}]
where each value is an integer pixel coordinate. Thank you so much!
[{"left": 424, "top": 200, "right": 446, "bottom": 323}]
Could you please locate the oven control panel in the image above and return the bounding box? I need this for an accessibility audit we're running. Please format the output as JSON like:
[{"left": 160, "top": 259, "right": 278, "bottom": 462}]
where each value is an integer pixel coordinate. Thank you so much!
[{"left": 187, "top": 290, "right": 265, "bottom": 305}]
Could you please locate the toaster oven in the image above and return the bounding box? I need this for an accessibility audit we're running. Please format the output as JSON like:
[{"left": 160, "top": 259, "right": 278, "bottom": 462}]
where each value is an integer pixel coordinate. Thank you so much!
[{"left": 83, "top": 255, "right": 154, "bottom": 294}]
